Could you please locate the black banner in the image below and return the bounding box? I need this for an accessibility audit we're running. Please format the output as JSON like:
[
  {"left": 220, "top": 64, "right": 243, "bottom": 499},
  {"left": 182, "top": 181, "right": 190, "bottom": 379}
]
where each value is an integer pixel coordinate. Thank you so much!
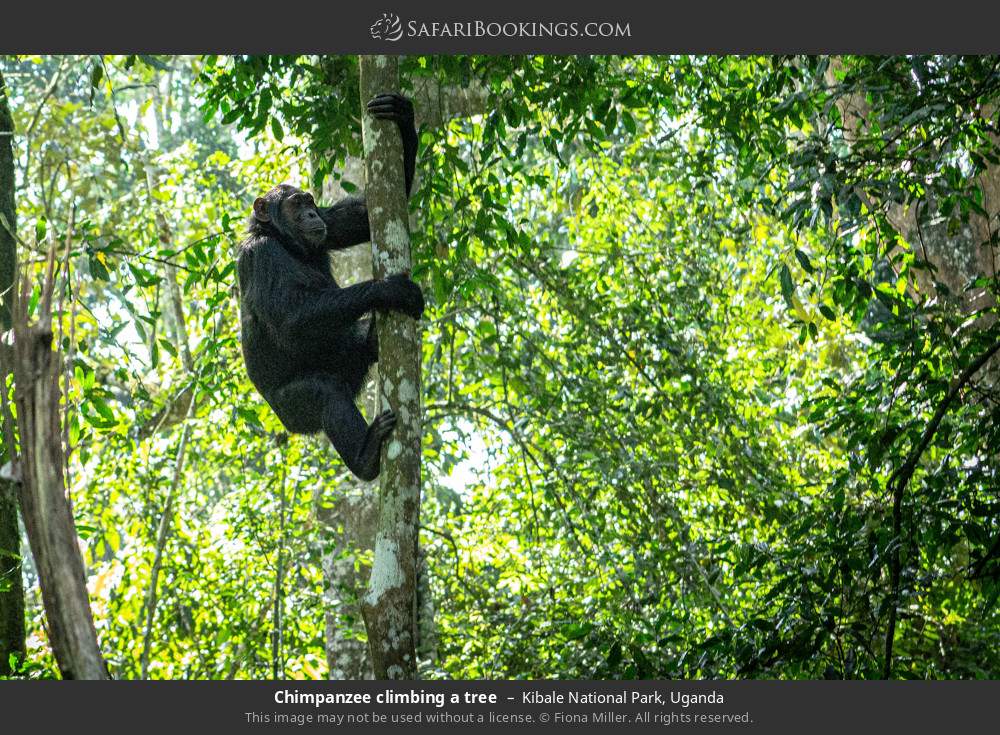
[
  {"left": 1, "top": 0, "right": 1000, "bottom": 53},
  {"left": 1, "top": 680, "right": 997, "bottom": 733}
]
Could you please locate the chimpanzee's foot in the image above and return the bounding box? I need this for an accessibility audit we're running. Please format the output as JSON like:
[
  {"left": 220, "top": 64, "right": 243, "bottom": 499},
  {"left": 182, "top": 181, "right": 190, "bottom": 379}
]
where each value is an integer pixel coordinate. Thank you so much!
[{"left": 353, "top": 409, "right": 397, "bottom": 481}]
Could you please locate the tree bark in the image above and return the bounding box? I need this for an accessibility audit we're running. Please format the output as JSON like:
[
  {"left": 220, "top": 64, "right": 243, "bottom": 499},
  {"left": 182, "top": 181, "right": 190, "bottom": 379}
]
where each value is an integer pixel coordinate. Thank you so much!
[
  {"left": 314, "top": 65, "right": 478, "bottom": 678},
  {"left": 11, "top": 244, "right": 107, "bottom": 679},
  {"left": 321, "top": 482, "right": 378, "bottom": 680},
  {"left": 358, "top": 55, "right": 422, "bottom": 680},
  {"left": 314, "top": 64, "right": 479, "bottom": 679},
  {"left": 0, "top": 479, "right": 22, "bottom": 677},
  {"left": 0, "top": 65, "right": 27, "bottom": 677}
]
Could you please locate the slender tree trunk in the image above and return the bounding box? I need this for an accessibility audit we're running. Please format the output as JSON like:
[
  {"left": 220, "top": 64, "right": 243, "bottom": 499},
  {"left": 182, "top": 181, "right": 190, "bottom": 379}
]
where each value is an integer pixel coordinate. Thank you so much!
[
  {"left": 414, "top": 546, "right": 437, "bottom": 665},
  {"left": 321, "top": 483, "right": 378, "bottom": 679},
  {"left": 0, "top": 71, "right": 15, "bottom": 331},
  {"left": 315, "top": 70, "right": 481, "bottom": 678},
  {"left": 0, "top": 66, "right": 27, "bottom": 677},
  {"left": 271, "top": 462, "right": 286, "bottom": 680},
  {"left": 358, "top": 55, "right": 422, "bottom": 680},
  {"left": 319, "top": 162, "right": 438, "bottom": 678}
]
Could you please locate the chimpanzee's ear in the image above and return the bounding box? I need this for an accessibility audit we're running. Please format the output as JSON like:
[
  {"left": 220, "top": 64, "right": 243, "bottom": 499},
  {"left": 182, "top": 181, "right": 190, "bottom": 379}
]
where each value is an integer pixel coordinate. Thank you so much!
[{"left": 252, "top": 197, "right": 270, "bottom": 222}]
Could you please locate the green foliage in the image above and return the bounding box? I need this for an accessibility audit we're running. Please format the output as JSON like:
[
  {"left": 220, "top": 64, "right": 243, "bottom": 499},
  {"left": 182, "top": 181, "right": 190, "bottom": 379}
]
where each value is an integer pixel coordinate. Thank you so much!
[{"left": 4, "top": 54, "right": 1000, "bottom": 680}]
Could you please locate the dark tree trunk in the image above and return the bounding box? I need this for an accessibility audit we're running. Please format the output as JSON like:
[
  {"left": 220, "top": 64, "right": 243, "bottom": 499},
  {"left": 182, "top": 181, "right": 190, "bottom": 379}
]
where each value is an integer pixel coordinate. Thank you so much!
[
  {"left": 0, "top": 483, "right": 23, "bottom": 676},
  {"left": 358, "top": 55, "right": 422, "bottom": 680},
  {"left": 0, "top": 66, "right": 27, "bottom": 677}
]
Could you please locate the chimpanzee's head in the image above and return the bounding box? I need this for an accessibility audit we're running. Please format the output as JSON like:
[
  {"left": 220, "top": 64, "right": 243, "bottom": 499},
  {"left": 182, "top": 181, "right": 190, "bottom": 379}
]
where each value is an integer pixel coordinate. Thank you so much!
[{"left": 251, "top": 184, "right": 327, "bottom": 250}]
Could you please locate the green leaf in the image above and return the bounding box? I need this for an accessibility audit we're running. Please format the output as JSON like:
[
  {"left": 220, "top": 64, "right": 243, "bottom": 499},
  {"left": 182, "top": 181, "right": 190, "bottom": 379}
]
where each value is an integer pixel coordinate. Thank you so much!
[
  {"left": 779, "top": 263, "right": 794, "bottom": 306},
  {"left": 138, "top": 55, "right": 171, "bottom": 71},
  {"left": 92, "top": 398, "right": 115, "bottom": 423},
  {"left": 794, "top": 248, "right": 814, "bottom": 273},
  {"left": 622, "top": 111, "right": 637, "bottom": 135},
  {"left": 158, "top": 337, "right": 178, "bottom": 358},
  {"left": 88, "top": 253, "right": 111, "bottom": 281},
  {"left": 603, "top": 107, "right": 618, "bottom": 137},
  {"left": 607, "top": 640, "right": 623, "bottom": 668}
]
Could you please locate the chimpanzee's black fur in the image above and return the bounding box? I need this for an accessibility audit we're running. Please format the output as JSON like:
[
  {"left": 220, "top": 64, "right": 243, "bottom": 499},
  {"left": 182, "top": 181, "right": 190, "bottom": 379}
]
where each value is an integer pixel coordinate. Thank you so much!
[{"left": 236, "top": 93, "right": 422, "bottom": 480}]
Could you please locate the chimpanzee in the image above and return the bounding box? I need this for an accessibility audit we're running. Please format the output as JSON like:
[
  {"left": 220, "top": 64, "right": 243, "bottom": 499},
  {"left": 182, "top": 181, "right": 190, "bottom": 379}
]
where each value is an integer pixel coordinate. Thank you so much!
[{"left": 237, "top": 93, "right": 423, "bottom": 481}]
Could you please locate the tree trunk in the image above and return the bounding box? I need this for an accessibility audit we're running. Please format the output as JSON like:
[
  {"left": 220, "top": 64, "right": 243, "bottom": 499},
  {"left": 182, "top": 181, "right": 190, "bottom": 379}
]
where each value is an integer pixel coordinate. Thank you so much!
[
  {"left": 0, "top": 66, "right": 27, "bottom": 677},
  {"left": 314, "top": 67, "right": 480, "bottom": 678},
  {"left": 314, "top": 65, "right": 482, "bottom": 679},
  {"left": 824, "top": 58, "right": 1000, "bottom": 677},
  {"left": 321, "top": 482, "right": 378, "bottom": 679},
  {"left": 0, "top": 479, "right": 22, "bottom": 677},
  {"left": 11, "top": 254, "right": 107, "bottom": 679},
  {"left": 358, "top": 55, "right": 422, "bottom": 680}
]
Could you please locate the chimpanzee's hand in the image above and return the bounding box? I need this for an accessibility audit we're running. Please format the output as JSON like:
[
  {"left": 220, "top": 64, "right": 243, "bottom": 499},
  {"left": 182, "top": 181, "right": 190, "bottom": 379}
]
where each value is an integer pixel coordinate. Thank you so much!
[
  {"left": 381, "top": 273, "right": 424, "bottom": 320},
  {"left": 366, "top": 93, "right": 414, "bottom": 127}
]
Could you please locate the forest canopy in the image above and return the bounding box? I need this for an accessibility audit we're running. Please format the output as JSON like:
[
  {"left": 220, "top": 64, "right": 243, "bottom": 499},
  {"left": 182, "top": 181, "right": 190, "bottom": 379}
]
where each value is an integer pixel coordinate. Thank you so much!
[{"left": 1, "top": 54, "right": 999, "bottom": 680}]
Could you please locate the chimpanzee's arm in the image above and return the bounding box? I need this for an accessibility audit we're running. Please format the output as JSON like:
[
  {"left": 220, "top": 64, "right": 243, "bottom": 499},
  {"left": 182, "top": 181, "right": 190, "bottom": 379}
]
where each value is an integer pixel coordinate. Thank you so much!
[
  {"left": 279, "top": 276, "right": 422, "bottom": 345},
  {"left": 239, "top": 239, "right": 423, "bottom": 347},
  {"left": 317, "top": 93, "right": 417, "bottom": 251},
  {"left": 318, "top": 195, "right": 371, "bottom": 250},
  {"left": 281, "top": 281, "right": 394, "bottom": 345},
  {"left": 399, "top": 106, "right": 417, "bottom": 197}
]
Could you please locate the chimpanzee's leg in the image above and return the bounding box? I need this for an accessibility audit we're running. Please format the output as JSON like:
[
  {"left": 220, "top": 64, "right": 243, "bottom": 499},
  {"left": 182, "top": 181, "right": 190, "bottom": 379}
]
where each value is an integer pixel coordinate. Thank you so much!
[
  {"left": 264, "top": 375, "right": 326, "bottom": 434},
  {"left": 268, "top": 374, "right": 395, "bottom": 481},
  {"left": 321, "top": 381, "right": 396, "bottom": 481}
]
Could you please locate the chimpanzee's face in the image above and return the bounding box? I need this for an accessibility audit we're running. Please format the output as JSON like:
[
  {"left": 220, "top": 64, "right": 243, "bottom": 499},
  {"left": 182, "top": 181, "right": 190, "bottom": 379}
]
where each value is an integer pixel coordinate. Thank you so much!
[
  {"left": 280, "top": 189, "right": 326, "bottom": 247},
  {"left": 252, "top": 184, "right": 326, "bottom": 249}
]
